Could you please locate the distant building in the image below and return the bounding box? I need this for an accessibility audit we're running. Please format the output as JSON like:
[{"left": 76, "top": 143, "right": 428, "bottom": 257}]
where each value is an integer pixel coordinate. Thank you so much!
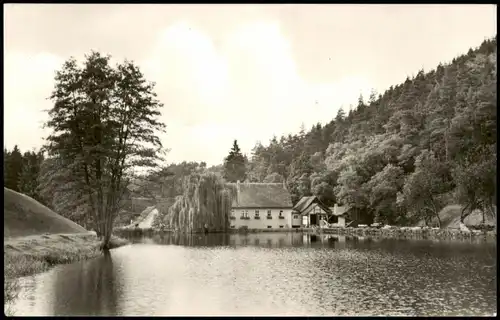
[
  {"left": 227, "top": 181, "right": 293, "bottom": 229},
  {"left": 292, "top": 196, "right": 332, "bottom": 228}
]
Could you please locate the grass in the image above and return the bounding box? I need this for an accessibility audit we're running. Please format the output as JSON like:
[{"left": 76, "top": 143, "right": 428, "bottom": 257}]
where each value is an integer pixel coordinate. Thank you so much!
[
  {"left": 4, "top": 233, "right": 129, "bottom": 309},
  {"left": 4, "top": 187, "right": 88, "bottom": 238}
]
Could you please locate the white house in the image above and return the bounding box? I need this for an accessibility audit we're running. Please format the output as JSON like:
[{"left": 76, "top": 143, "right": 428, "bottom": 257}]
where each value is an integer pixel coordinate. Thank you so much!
[
  {"left": 227, "top": 181, "right": 293, "bottom": 229},
  {"left": 292, "top": 196, "right": 332, "bottom": 228}
]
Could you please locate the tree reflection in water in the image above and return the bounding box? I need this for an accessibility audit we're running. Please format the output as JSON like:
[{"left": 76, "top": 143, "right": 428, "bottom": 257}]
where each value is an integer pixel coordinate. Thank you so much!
[{"left": 51, "top": 251, "right": 120, "bottom": 316}]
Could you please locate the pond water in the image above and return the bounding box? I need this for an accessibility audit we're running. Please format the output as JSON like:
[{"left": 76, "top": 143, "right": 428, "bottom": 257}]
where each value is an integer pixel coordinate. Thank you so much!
[{"left": 8, "top": 233, "right": 497, "bottom": 316}]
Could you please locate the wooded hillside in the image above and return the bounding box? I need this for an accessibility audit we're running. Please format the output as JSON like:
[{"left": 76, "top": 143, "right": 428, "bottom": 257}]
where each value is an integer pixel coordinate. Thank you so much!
[{"left": 245, "top": 37, "right": 497, "bottom": 226}]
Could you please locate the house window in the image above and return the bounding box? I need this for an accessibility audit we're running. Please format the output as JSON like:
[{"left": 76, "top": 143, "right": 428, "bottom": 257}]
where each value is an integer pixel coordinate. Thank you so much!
[
  {"left": 241, "top": 210, "right": 249, "bottom": 219},
  {"left": 255, "top": 210, "right": 260, "bottom": 217},
  {"left": 293, "top": 215, "right": 299, "bottom": 219},
  {"left": 230, "top": 225, "right": 235, "bottom": 229},
  {"left": 267, "top": 210, "right": 272, "bottom": 219},
  {"left": 279, "top": 225, "right": 284, "bottom": 228},
  {"left": 267, "top": 226, "right": 272, "bottom": 229},
  {"left": 279, "top": 210, "right": 284, "bottom": 219}
]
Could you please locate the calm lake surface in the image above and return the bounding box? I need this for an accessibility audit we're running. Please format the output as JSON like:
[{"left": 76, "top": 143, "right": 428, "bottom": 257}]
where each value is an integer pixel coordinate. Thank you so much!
[{"left": 8, "top": 233, "right": 497, "bottom": 316}]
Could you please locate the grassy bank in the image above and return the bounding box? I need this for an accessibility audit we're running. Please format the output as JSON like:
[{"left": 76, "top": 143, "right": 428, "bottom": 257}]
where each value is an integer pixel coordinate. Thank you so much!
[
  {"left": 4, "top": 233, "right": 129, "bottom": 310},
  {"left": 3, "top": 188, "right": 130, "bottom": 314}
]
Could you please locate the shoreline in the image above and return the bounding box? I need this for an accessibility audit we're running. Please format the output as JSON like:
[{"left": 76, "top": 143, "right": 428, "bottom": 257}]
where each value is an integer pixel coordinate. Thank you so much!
[
  {"left": 4, "top": 233, "right": 129, "bottom": 279},
  {"left": 114, "top": 226, "right": 496, "bottom": 242},
  {"left": 4, "top": 233, "right": 129, "bottom": 310}
]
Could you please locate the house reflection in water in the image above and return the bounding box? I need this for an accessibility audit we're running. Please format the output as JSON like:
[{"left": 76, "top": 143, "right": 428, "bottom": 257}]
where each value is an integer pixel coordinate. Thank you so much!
[{"left": 225, "top": 232, "right": 364, "bottom": 249}]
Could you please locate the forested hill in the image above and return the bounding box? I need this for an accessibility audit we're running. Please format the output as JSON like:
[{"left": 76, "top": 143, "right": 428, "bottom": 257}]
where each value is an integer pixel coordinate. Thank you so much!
[{"left": 246, "top": 36, "right": 497, "bottom": 226}]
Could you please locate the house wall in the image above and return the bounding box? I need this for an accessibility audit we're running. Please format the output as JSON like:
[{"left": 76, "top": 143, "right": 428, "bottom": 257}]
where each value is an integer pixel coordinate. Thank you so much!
[
  {"left": 301, "top": 203, "right": 329, "bottom": 227},
  {"left": 291, "top": 212, "right": 302, "bottom": 227},
  {"left": 230, "top": 208, "right": 293, "bottom": 229},
  {"left": 327, "top": 216, "right": 346, "bottom": 227},
  {"left": 338, "top": 216, "right": 346, "bottom": 227}
]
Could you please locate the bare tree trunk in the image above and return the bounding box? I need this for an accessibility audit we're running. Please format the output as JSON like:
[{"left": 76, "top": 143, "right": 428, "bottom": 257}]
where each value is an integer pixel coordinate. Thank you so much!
[
  {"left": 490, "top": 203, "right": 496, "bottom": 223},
  {"left": 427, "top": 198, "right": 440, "bottom": 229},
  {"left": 100, "top": 229, "right": 112, "bottom": 251},
  {"left": 100, "top": 190, "right": 120, "bottom": 252},
  {"left": 460, "top": 203, "right": 470, "bottom": 224},
  {"left": 100, "top": 209, "right": 112, "bottom": 251},
  {"left": 433, "top": 209, "right": 442, "bottom": 229}
]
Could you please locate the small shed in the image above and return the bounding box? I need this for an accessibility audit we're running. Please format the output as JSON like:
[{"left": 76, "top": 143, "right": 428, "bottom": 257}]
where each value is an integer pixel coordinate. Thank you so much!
[
  {"left": 328, "top": 204, "right": 351, "bottom": 227},
  {"left": 293, "top": 196, "right": 332, "bottom": 227}
]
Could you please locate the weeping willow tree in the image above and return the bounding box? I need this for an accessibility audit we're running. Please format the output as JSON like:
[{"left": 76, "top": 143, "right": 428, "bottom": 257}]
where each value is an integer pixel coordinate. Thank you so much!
[{"left": 162, "top": 172, "right": 235, "bottom": 232}]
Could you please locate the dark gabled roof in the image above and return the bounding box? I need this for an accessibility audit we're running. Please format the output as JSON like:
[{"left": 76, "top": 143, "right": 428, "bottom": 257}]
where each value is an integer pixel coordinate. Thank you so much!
[
  {"left": 293, "top": 196, "right": 316, "bottom": 212},
  {"left": 293, "top": 196, "right": 332, "bottom": 214},
  {"left": 226, "top": 183, "right": 293, "bottom": 208}
]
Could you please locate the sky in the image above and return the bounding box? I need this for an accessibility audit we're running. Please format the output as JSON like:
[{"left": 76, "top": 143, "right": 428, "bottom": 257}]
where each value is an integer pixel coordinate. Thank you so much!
[{"left": 3, "top": 4, "right": 497, "bottom": 166}]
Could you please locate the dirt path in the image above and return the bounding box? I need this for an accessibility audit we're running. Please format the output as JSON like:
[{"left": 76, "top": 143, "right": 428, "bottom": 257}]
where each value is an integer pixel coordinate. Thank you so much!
[{"left": 137, "top": 208, "right": 159, "bottom": 228}]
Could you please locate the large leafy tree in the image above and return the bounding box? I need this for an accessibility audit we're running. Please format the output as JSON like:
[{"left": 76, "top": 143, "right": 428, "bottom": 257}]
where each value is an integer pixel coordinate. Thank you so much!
[
  {"left": 223, "top": 140, "right": 247, "bottom": 182},
  {"left": 44, "top": 51, "right": 166, "bottom": 249},
  {"left": 365, "top": 163, "right": 405, "bottom": 225},
  {"left": 398, "top": 150, "right": 454, "bottom": 227}
]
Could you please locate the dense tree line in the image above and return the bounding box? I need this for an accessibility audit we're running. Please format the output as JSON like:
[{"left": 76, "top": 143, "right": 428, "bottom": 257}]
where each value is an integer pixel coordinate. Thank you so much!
[
  {"left": 4, "top": 146, "right": 45, "bottom": 202},
  {"left": 243, "top": 37, "right": 497, "bottom": 226},
  {"left": 5, "top": 37, "right": 496, "bottom": 231}
]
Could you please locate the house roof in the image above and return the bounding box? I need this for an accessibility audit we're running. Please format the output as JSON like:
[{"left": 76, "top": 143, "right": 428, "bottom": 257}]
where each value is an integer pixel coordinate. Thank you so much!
[
  {"left": 226, "top": 183, "right": 293, "bottom": 208},
  {"left": 293, "top": 196, "right": 332, "bottom": 214},
  {"left": 293, "top": 196, "right": 316, "bottom": 212},
  {"left": 330, "top": 204, "right": 351, "bottom": 216}
]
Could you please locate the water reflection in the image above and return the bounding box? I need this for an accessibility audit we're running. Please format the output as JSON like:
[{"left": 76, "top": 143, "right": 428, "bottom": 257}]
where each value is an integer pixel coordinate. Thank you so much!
[
  {"left": 10, "top": 251, "right": 121, "bottom": 316},
  {"left": 51, "top": 250, "right": 119, "bottom": 315},
  {"left": 9, "top": 233, "right": 497, "bottom": 316},
  {"left": 130, "top": 232, "right": 375, "bottom": 250}
]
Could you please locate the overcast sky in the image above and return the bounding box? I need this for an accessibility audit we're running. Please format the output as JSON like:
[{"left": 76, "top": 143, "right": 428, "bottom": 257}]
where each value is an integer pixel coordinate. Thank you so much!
[{"left": 4, "top": 4, "right": 496, "bottom": 166}]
